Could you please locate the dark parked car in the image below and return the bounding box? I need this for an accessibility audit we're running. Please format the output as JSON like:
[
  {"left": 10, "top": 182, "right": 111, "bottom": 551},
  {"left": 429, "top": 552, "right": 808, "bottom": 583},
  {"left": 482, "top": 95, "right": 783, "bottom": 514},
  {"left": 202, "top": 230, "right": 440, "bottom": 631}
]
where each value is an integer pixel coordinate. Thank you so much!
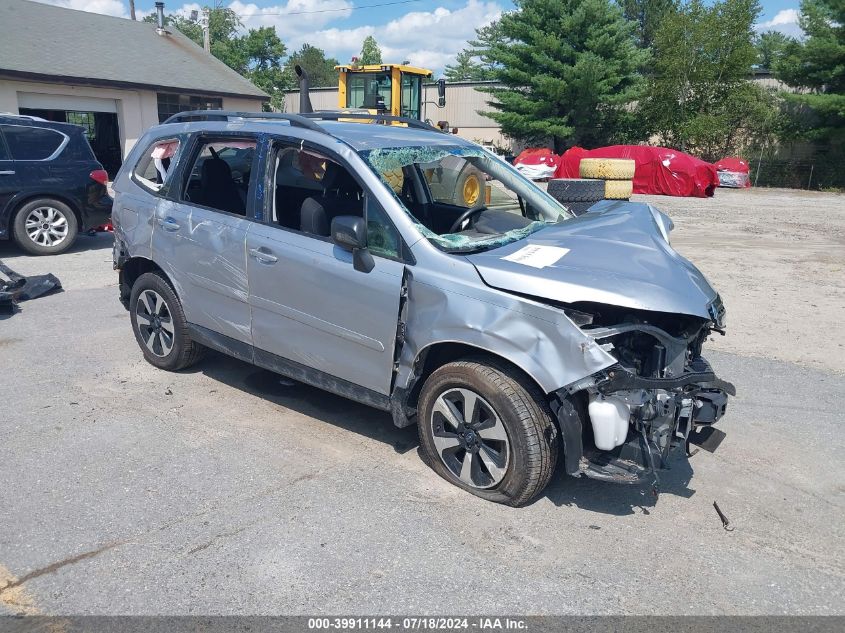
[{"left": 0, "top": 114, "right": 112, "bottom": 255}]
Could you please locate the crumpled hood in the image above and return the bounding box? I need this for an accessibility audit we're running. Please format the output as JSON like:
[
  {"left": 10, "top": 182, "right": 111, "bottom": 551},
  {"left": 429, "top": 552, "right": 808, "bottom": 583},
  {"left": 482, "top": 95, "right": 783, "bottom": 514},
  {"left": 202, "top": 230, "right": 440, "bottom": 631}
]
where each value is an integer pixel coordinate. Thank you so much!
[{"left": 466, "top": 200, "right": 718, "bottom": 319}]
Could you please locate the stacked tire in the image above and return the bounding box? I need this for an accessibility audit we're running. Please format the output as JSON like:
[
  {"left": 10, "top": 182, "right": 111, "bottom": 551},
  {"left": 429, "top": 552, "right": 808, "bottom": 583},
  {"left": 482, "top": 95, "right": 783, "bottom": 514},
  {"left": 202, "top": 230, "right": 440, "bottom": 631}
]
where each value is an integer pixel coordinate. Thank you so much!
[
  {"left": 546, "top": 158, "right": 637, "bottom": 216},
  {"left": 546, "top": 178, "right": 604, "bottom": 216},
  {"left": 579, "top": 158, "right": 635, "bottom": 201}
]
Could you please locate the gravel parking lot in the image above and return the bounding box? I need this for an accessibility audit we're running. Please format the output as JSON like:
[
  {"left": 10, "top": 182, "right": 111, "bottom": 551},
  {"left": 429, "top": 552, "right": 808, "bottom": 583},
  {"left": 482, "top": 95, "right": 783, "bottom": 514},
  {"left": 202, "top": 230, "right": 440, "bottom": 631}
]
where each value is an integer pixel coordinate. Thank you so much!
[{"left": 0, "top": 187, "right": 843, "bottom": 615}]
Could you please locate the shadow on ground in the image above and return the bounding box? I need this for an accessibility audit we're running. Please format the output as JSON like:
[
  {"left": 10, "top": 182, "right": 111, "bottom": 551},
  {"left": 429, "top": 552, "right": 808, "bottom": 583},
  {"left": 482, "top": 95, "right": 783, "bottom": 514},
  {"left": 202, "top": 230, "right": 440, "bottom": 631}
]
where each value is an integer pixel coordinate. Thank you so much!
[
  {"left": 194, "top": 351, "right": 419, "bottom": 455},
  {"left": 186, "top": 350, "right": 698, "bottom": 515},
  {"left": 542, "top": 453, "right": 695, "bottom": 516},
  {"left": 0, "top": 231, "right": 113, "bottom": 259}
]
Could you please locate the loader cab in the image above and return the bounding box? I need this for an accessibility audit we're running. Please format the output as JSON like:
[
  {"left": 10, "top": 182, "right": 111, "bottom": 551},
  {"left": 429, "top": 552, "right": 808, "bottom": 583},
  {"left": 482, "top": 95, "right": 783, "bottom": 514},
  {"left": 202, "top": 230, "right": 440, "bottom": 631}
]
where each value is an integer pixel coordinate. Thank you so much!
[{"left": 337, "top": 63, "right": 435, "bottom": 120}]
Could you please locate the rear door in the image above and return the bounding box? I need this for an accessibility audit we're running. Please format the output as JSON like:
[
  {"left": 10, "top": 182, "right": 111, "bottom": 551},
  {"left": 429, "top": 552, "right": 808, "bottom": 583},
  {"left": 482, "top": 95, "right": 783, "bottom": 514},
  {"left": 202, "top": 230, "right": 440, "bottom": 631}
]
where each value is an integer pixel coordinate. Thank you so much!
[
  {"left": 0, "top": 124, "right": 69, "bottom": 238},
  {"left": 151, "top": 134, "right": 259, "bottom": 347}
]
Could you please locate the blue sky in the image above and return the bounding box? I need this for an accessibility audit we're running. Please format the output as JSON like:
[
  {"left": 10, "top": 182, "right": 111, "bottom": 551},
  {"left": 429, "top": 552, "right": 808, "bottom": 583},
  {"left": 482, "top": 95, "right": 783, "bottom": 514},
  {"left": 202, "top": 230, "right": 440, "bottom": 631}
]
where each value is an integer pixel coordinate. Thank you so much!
[{"left": 39, "top": 1, "right": 805, "bottom": 75}]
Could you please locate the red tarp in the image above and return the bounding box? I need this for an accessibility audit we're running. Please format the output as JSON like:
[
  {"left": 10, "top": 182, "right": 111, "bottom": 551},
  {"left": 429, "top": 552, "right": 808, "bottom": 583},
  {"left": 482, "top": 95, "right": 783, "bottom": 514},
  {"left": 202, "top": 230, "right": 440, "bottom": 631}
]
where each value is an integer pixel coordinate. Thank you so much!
[
  {"left": 715, "top": 157, "right": 749, "bottom": 173},
  {"left": 513, "top": 147, "right": 560, "bottom": 180},
  {"left": 514, "top": 147, "right": 560, "bottom": 167},
  {"left": 555, "top": 145, "right": 720, "bottom": 198},
  {"left": 714, "top": 156, "right": 751, "bottom": 188}
]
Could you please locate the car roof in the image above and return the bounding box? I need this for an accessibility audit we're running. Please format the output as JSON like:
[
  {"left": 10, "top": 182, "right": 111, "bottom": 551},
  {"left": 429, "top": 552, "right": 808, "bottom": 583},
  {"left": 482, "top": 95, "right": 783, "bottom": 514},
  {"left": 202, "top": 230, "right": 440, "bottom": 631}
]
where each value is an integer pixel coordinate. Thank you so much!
[
  {"left": 0, "top": 114, "right": 85, "bottom": 134},
  {"left": 153, "top": 117, "right": 475, "bottom": 152}
]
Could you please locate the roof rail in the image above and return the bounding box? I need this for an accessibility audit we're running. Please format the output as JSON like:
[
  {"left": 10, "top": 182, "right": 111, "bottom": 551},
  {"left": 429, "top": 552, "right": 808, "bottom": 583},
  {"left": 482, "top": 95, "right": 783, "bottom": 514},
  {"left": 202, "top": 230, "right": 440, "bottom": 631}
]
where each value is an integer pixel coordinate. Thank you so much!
[
  {"left": 162, "top": 110, "right": 326, "bottom": 133},
  {"left": 298, "top": 111, "right": 443, "bottom": 133}
]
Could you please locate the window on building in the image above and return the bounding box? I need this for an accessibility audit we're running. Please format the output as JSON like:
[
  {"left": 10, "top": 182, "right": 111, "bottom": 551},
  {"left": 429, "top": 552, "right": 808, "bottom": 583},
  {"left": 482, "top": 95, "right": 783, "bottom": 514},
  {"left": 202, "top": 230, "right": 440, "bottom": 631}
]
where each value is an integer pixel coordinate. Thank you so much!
[
  {"left": 0, "top": 125, "right": 66, "bottom": 160},
  {"left": 65, "top": 111, "right": 95, "bottom": 139},
  {"left": 157, "top": 93, "right": 223, "bottom": 123}
]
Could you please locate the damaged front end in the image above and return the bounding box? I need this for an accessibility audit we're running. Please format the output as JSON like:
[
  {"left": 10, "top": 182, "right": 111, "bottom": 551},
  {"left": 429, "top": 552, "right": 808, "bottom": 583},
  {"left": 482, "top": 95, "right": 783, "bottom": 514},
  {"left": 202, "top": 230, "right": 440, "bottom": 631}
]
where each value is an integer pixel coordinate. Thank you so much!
[{"left": 553, "top": 297, "right": 735, "bottom": 487}]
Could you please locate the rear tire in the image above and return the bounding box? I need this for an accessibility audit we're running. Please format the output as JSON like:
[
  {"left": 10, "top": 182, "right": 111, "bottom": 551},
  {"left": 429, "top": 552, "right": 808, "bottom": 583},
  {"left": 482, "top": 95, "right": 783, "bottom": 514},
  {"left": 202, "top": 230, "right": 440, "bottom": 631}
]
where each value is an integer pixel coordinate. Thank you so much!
[
  {"left": 417, "top": 358, "right": 558, "bottom": 506},
  {"left": 12, "top": 198, "right": 78, "bottom": 255},
  {"left": 129, "top": 271, "right": 204, "bottom": 371}
]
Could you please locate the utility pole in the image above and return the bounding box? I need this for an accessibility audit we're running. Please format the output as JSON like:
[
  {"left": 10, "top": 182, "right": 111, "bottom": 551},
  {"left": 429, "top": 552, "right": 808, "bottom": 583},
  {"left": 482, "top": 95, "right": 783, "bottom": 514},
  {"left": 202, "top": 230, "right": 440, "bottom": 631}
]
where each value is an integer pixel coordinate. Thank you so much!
[
  {"left": 129, "top": 0, "right": 136, "bottom": 20},
  {"left": 202, "top": 7, "right": 210, "bottom": 52}
]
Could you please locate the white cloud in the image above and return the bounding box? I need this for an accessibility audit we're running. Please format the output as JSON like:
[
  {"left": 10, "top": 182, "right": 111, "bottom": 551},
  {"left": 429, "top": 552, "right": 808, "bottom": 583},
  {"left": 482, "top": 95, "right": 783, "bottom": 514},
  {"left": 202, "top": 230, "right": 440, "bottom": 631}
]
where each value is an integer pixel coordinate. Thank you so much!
[
  {"left": 230, "top": 0, "right": 353, "bottom": 39},
  {"left": 36, "top": 0, "right": 129, "bottom": 17},
  {"left": 755, "top": 8, "right": 804, "bottom": 38},
  {"left": 35, "top": 0, "right": 503, "bottom": 75},
  {"left": 311, "top": 0, "right": 503, "bottom": 74}
]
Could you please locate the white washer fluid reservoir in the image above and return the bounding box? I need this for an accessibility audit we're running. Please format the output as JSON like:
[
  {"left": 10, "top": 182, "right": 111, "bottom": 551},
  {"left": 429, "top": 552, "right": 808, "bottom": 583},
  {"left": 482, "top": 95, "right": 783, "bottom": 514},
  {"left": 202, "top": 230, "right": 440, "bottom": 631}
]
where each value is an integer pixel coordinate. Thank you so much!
[{"left": 588, "top": 394, "right": 631, "bottom": 451}]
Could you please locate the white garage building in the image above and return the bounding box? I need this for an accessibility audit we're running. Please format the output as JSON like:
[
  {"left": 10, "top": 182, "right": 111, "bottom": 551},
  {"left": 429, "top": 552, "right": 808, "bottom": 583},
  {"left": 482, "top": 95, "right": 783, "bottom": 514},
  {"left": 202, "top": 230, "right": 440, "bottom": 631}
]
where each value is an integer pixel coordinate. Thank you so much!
[{"left": 0, "top": 0, "right": 267, "bottom": 176}]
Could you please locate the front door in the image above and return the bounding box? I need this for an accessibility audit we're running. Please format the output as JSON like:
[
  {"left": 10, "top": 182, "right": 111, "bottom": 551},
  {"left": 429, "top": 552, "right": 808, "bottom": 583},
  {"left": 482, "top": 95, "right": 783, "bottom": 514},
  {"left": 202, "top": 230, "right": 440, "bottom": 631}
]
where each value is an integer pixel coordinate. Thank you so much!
[{"left": 246, "top": 142, "right": 407, "bottom": 395}]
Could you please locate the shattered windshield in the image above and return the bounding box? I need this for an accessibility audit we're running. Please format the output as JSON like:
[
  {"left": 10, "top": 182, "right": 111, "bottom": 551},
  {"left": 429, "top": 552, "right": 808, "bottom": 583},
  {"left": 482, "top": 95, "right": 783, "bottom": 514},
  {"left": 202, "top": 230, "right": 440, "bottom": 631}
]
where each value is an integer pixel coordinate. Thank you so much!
[{"left": 360, "top": 145, "right": 572, "bottom": 252}]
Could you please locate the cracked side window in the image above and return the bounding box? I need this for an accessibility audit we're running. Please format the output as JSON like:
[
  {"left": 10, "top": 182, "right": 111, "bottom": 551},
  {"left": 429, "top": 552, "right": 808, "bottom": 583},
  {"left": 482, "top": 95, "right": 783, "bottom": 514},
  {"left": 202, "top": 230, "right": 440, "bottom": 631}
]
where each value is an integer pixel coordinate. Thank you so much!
[{"left": 133, "top": 138, "right": 180, "bottom": 194}]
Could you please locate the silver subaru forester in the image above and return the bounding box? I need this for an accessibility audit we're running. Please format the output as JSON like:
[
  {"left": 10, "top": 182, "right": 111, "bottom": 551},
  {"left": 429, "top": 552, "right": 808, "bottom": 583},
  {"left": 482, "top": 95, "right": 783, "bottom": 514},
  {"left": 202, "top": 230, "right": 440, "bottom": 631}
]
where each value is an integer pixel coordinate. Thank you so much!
[{"left": 112, "top": 111, "right": 734, "bottom": 506}]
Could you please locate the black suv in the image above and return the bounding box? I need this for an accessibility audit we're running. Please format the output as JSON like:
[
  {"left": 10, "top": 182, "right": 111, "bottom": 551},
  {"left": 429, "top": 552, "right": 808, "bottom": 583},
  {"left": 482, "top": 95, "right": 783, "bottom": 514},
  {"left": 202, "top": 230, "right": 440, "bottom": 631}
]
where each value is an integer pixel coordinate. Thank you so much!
[{"left": 0, "top": 115, "right": 112, "bottom": 255}]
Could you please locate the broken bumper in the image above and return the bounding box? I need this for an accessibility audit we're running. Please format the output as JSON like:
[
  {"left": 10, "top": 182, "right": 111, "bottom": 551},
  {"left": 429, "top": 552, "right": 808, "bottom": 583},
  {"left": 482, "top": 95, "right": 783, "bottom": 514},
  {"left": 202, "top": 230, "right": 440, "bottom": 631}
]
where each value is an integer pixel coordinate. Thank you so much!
[
  {"left": 555, "top": 357, "right": 735, "bottom": 484},
  {"left": 595, "top": 359, "right": 736, "bottom": 398}
]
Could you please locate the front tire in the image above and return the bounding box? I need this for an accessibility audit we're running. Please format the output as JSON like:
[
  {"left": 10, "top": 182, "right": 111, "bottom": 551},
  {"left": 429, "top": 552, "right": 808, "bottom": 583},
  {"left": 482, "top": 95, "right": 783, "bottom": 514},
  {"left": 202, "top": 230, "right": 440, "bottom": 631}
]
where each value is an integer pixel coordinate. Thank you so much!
[
  {"left": 417, "top": 358, "right": 558, "bottom": 506},
  {"left": 12, "top": 198, "right": 78, "bottom": 255},
  {"left": 129, "top": 272, "right": 203, "bottom": 371}
]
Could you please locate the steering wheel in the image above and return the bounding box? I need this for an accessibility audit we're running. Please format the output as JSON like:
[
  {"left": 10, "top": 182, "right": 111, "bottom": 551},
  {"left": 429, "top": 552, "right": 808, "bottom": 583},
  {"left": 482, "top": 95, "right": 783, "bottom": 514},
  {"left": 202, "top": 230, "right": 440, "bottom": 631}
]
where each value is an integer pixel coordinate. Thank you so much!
[{"left": 448, "top": 207, "right": 485, "bottom": 233}]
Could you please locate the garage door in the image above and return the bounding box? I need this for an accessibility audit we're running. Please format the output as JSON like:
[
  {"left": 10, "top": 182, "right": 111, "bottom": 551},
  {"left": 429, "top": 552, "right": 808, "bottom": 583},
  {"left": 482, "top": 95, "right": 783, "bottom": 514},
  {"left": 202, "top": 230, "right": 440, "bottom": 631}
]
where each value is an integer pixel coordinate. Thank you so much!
[{"left": 18, "top": 93, "right": 117, "bottom": 113}]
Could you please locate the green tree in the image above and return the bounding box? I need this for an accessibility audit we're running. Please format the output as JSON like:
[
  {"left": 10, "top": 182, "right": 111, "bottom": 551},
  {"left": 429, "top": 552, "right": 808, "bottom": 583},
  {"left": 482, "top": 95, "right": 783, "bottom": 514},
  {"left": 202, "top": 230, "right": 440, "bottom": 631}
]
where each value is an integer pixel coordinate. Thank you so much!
[
  {"left": 231, "top": 27, "right": 289, "bottom": 111},
  {"left": 359, "top": 35, "right": 383, "bottom": 65},
  {"left": 287, "top": 44, "right": 340, "bottom": 88},
  {"left": 145, "top": 9, "right": 288, "bottom": 110},
  {"left": 467, "top": 21, "right": 507, "bottom": 78},
  {"left": 774, "top": 0, "right": 844, "bottom": 142},
  {"left": 482, "top": 0, "right": 648, "bottom": 151},
  {"left": 617, "top": 0, "right": 677, "bottom": 47},
  {"left": 444, "top": 50, "right": 488, "bottom": 81},
  {"left": 755, "top": 30, "right": 795, "bottom": 69},
  {"left": 639, "top": 0, "right": 778, "bottom": 160}
]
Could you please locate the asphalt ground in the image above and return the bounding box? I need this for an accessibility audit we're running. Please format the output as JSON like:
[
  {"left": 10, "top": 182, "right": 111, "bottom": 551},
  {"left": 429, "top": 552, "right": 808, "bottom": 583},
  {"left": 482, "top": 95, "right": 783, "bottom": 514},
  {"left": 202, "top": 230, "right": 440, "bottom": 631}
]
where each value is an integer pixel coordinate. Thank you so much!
[{"left": 0, "top": 188, "right": 843, "bottom": 615}]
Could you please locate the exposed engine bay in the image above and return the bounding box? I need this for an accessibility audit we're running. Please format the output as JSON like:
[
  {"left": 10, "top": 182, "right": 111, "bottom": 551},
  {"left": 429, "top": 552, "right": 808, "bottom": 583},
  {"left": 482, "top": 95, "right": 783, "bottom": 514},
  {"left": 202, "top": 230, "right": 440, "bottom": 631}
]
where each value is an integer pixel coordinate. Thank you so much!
[{"left": 555, "top": 296, "right": 735, "bottom": 488}]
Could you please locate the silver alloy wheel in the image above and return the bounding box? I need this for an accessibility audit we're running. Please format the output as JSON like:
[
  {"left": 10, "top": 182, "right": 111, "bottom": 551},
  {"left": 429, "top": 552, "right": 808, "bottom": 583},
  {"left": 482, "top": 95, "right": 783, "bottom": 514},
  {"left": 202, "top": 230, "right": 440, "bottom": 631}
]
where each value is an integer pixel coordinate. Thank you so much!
[
  {"left": 24, "top": 206, "right": 69, "bottom": 248},
  {"left": 135, "top": 289, "right": 175, "bottom": 358},
  {"left": 430, "top": 388, "right": 510, "bottom": 489}
]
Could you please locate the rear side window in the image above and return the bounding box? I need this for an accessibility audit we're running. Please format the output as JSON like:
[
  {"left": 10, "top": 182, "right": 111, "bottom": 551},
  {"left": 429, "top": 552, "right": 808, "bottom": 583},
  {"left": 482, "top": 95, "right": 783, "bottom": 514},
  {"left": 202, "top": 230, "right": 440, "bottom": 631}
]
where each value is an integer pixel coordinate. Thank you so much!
[
  {"left": 182, "top": 138, "right": 257, "bottom": 216},
  {"left": 0, "top": 125, "right": 66, "bottom": 160},
  {"left": 133, "top": 139, "right": 181, "bottom": 193}
]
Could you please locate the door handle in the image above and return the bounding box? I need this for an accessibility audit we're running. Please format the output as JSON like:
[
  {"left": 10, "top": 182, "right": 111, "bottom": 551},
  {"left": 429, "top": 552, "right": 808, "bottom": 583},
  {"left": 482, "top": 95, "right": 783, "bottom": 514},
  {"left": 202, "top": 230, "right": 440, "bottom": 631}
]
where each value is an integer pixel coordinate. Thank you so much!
[
  {"left": 249, "top": 247, "right": 278, "bottom": 264},
  {"left": 157, "top": 217, "right": 180, "bottom": 231},
  {"left": 0, "top": 171, "right": 15, "bottom": 175}
]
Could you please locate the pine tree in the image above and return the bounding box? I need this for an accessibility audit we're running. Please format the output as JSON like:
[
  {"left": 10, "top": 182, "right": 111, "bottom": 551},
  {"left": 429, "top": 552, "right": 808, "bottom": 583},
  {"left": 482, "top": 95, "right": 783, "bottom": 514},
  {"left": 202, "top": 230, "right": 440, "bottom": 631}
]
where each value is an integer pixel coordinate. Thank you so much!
[
  {"left": 482, "top": 0, "right": 648, "bottom": 151},
  {"left": 360, "top": 36, "right": 383, "bottom": 65},
  {"left": 756, "top": 30, "right": 795, "bottom": 70},
  {"left": 287, "top": 44, "right": 340, "bottom": 88},
  {"left": 616, "top": 0, "right": 678, "bottom": 48},
  {"left": 774, "top": 0, "right": 844, "bottom": 142},
  {"left": 444, "top": 51, "right": 488, "bottom": 81}
]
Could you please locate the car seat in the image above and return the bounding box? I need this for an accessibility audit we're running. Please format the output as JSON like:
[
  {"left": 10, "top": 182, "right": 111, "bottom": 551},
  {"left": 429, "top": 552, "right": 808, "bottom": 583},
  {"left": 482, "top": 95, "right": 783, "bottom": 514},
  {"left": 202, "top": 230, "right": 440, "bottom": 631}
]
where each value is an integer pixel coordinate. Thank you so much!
[{"left": 198, "top": 157, "right": 245, "bottom": 215}]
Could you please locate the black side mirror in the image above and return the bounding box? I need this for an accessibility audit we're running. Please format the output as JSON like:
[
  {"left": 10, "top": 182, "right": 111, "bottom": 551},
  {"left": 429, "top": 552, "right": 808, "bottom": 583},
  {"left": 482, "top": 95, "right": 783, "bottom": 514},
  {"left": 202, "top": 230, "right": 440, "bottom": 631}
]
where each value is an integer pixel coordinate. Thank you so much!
[
  {"left": 331, "top": 216, "right": 374, "bottom": 273},
  {"left": 437, "top": 78, "right": 446, "bottom": 107}
]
